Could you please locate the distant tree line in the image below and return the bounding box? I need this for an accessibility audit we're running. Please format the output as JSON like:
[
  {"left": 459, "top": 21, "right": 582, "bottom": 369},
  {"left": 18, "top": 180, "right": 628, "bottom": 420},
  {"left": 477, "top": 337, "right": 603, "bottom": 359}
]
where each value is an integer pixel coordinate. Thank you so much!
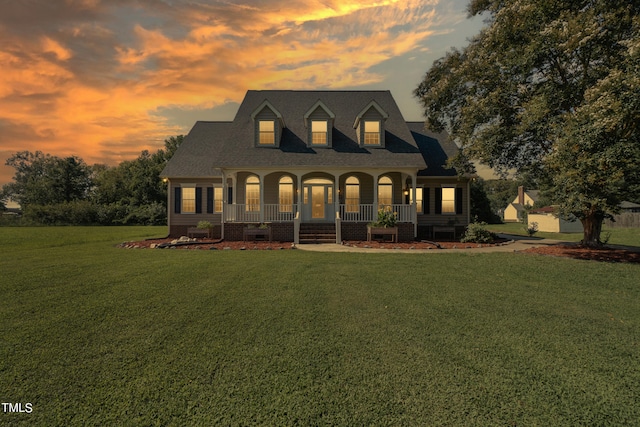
[{"left": 0, "top": 136, "right": 183, "bottom": 226}]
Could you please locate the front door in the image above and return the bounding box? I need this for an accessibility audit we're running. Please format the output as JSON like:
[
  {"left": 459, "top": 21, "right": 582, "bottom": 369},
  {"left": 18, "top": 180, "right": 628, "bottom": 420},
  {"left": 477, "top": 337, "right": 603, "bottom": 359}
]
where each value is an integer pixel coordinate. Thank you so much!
[{"left": 303, "top": 184, "right": 333, "bottom": 221}]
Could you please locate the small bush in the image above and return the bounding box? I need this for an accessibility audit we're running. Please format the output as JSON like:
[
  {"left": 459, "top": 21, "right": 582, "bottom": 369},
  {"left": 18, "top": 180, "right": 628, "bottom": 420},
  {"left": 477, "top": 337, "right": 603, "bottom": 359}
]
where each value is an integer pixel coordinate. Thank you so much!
[
  {"left": 197, "top": 220, "right": 213, "bottom": 229},
  {"left": 369, "top": 208, "right": 397, "bottom": 228},
  {"left": 524, "top": 221, "right": 538, "bottom": 237},
  {"left": 461, "top": 221, "right": 495, "bottom": 243}
]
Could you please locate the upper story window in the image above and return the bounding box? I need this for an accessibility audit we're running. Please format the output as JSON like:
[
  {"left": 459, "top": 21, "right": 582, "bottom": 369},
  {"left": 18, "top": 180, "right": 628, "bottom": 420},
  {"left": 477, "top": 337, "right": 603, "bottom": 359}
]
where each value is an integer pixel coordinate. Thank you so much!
[
  {"left": 364, "top": 121, "right": 381, "bottom": 145},
  {"left": 304, "top": 101, "right": 335, "bottom": 147},
  {"left": 251, "top": 100, "right": 284, "bottom": 147},
  {"left": 354, "top": 101, "right": 388, "bottom": 148},
  {"left": 311, "top": 121, "right": 328, "bottom": 145},
  {"left": 258, "top": 121, "right": 275, "bottom": 145}
]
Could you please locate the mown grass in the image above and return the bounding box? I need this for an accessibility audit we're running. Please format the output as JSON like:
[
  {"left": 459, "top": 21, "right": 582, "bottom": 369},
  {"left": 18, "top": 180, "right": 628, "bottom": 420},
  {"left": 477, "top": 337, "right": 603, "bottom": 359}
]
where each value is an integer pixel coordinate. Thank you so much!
[
  {"left": 1, "top": 226, "right": 638, "bottom": 426},
  {"left": 488, "top": 222, "right": 640, "bottom": 247}
]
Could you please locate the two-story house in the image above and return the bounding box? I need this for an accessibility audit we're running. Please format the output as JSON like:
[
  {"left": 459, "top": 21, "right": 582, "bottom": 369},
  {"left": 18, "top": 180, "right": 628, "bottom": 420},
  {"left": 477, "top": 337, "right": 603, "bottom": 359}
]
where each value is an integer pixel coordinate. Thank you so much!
[{"left": 160, "top": 90, "right": 472, "bottom": 242}]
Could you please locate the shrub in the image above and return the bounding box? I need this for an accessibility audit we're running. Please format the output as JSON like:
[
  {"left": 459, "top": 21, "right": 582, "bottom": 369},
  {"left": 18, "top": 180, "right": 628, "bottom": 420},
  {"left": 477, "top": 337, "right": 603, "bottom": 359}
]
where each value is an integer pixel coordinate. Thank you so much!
[
  {"left": 369, "top": 208, "right": 397, "bottom": 228},
  {"left": 524, "top": 221, "right": 539, "bottom": 237},
  {"left": 197, "top": 220, "right": 213, "bottom": 229},
  {"left": 460, "top": 221, "right": 495, "bottom": 243}
]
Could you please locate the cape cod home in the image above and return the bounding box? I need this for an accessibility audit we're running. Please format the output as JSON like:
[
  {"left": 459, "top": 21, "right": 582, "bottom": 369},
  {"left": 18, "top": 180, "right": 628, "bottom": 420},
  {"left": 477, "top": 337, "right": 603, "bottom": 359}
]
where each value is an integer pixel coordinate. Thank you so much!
[{"left": 160, "top": 90, "right": 472, "bottom": 242}]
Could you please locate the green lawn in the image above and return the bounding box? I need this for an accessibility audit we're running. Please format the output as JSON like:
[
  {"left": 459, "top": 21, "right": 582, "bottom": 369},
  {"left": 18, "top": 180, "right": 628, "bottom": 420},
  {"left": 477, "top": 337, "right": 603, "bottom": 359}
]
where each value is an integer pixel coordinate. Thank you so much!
[
  {"left": 488, "top": 222, "right": 640, "bottom": 247},
  {"left": 1, "top": 227, "right": 638, "bottom": 426}
]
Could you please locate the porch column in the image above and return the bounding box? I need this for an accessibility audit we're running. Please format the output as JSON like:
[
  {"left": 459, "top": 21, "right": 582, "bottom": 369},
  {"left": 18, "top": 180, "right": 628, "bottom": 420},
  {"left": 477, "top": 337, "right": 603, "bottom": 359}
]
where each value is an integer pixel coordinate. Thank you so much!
[
  {"left": 411, "top": 174, "right": 418, "bottom": 238},
  {"left": 259, "top": 173, "right": 265, "bottom": 223},
  {"left": 220, "top": 172, "right": 226, "bottom": 239},
  {"left": 333, "top": 173, "right": 340, "bottom": 219},
  {"left": 297, "top": 174, "right": 303, "bottom": 220},
  {"left": 373, "top": 172, "right": 379, "bottom": 213},
  {"left": 231, "top": 173, "right": 237, "bottom": 205}
]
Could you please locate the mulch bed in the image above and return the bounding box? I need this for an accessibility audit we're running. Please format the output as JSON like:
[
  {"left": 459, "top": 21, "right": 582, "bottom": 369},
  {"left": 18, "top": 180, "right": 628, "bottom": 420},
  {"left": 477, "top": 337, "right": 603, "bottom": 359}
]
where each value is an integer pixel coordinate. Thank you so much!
[
  {"left": 119, "top": 238, "right": 640, "bottom": 262},
  {"left": 119, "top": 237, "right": 511, "bottom": 251},
  {"left": 522, "top": 243, "right": 640, "bottom": 263}
]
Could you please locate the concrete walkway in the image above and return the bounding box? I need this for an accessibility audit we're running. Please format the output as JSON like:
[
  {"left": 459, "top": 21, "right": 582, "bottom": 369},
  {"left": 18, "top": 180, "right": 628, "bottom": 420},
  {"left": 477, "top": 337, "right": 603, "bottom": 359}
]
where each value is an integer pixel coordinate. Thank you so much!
[{"left": 296, "top": 234, "right": 564, "bottom": 254}]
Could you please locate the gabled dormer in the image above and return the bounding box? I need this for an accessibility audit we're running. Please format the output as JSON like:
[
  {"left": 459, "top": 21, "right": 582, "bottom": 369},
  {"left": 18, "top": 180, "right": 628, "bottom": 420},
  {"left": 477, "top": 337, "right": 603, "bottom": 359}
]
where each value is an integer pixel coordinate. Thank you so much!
[
  {"left": 250, "top": 100, "right": 285, "bottom": 148},
  {"left": 353, "top": 100, "right": 389, "bottom": 148},
  {"left": 303, "top": 100, "right": 335, "bottom": 148}
]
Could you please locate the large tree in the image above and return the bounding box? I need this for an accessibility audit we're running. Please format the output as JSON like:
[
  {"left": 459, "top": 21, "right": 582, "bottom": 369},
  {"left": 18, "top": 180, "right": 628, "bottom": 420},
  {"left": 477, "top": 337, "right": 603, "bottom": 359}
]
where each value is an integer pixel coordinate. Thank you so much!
[
  {"left": 415, "top": 0, "right": 640, "bottom": 246},
  {"left": 1, "top": 151, "right": 93, "bottom": 208}
]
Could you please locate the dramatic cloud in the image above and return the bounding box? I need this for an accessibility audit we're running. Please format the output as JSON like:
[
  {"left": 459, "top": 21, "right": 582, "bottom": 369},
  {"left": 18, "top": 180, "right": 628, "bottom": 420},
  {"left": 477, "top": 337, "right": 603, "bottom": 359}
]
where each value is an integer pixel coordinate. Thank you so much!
[{"left": 0, "top": 0, "right": 476, "bottom": 191}]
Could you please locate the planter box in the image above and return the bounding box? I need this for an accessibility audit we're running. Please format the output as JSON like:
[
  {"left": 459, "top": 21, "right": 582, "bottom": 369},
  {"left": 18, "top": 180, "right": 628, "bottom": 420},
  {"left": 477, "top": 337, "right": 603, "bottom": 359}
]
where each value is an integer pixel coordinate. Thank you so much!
[
  {"left": 367, "top": 226, "right": 398, "bottom": 242},
  {"left": 243, "top": 227, "right": 272, "bottom": 242},
  {"left": 187, "top": 227, "right": 211, "bottom": 238}
]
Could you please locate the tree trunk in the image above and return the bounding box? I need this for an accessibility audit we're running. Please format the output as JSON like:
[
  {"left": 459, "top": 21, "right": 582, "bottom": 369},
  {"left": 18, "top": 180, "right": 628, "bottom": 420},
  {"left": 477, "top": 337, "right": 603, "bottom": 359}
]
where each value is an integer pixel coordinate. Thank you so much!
[{"left": 580, "top": 210, "right": 605, "bottom": 247}]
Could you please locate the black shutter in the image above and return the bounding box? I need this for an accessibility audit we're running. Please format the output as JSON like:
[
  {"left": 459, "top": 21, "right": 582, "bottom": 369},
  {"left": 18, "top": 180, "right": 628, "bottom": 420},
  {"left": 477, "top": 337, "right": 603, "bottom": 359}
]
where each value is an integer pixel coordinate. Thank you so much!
[
  {"left": 228, "top": 187, "right": 233, "bottom": 204},
  {"left": 424, "top": 188, "right": 430, "bottom": 214},
  {"left": 456, "top": 187, "right": 463, "bottom": 215},
  {"left": 174, "top": 187, "right": 181, "bottom": 214},
  {"left": 207, "top": 187, "right": 214, "bottom": 214},
  {"left": 435, "top": 187, "right": 442, "bottom": 214},
  {"left": 195, "top": 187, "right": 202, "bottom": 214}
]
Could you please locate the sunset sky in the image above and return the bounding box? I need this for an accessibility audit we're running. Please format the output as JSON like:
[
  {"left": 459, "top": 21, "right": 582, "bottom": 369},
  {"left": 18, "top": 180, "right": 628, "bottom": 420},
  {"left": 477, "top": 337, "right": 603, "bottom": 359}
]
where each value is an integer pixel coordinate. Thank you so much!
[{"left": 0, "top": 0, "right": 484, "bottom": 192}]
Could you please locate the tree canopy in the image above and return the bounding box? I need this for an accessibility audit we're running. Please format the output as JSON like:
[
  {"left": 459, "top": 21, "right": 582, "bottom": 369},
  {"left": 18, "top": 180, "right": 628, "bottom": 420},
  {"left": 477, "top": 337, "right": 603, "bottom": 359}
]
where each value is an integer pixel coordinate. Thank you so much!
[
  {"left": 415, "top": 0, "right": 640, "bottom": 245},
  {"left": 1, "top": 136, "right": 183, "bottom": 225}
]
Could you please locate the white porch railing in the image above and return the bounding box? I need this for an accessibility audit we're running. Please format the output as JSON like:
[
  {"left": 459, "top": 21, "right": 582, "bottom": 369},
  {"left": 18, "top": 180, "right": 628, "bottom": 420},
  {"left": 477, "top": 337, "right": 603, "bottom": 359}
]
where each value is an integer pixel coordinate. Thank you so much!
[
  {"left": 338, "top": 204, "right": 416, "bottom": 223},
  {"left": 225, "top": 204, "right": 298, "bottom": 222},
  {"left": 224, "top": 203, "right": 414, "bottom": 223}
]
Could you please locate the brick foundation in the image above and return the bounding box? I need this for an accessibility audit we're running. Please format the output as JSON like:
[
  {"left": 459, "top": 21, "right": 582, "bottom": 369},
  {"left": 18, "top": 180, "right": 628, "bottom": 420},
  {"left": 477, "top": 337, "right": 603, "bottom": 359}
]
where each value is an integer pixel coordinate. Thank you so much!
[
  {"left": 169, "top": 225, "right": 222, "bottom": 239},
  {"left": 340, "top": 222, "right": 415, "bottom": 242},
  {"left": 223, "top": 223, "right": 294, "bottom": 241}
]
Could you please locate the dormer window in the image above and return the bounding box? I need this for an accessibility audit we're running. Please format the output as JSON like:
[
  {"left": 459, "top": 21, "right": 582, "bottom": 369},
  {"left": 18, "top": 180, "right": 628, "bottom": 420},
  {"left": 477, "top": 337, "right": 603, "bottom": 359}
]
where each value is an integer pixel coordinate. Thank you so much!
[
  {"left": 364, "top": 121, "right": 380, "bottom": 145},
  {"left": 311, "top": 120, "right": 328, "bottom": 145},
  {"left": 258, "top": 120, "right": 275, "bottom": 145},
  {"left": 251, "top": 100, "right": 284, "bottom": 147},
  {"left": 304, "top": 100, "right": 335, "bottom": 148},
  {"left": 354, "top": 100, "right": 388, "bottom": 148}
]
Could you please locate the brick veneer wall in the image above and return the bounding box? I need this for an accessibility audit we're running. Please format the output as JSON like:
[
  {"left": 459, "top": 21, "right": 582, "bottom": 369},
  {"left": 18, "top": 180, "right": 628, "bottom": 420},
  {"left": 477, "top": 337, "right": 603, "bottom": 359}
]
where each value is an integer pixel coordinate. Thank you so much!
[
  {"left": 340, "top": 222, "right": 415, "bottom": 242},
  {"left": 169, "top": 225, "right": 222, "bottom": 239},
  {"left": 223, "top": 223, "right": 294, "bottom": 242}
]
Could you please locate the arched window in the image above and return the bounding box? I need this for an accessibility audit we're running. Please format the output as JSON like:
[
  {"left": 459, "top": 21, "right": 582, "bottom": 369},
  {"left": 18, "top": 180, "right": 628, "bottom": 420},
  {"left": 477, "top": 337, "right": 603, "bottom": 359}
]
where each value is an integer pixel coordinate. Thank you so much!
[
  {"left": 279, "top": 176, "right": 294, "bottom": 213},
  {"left": 245, "top": 175, "right": 260, "bottom": 212},
  {"left": 378, "top": 176, "right": 393, "bottom": 209},
  {"left": 345, "top": 176, "right": 360, "bottom": 213}
]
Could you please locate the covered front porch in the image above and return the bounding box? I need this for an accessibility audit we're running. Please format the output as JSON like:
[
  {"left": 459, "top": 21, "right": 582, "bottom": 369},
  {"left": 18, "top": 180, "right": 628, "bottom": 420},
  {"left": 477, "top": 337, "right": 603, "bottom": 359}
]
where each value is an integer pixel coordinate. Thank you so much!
[{"left": 220, "top": 169, "right": 420, "bottom": 242}]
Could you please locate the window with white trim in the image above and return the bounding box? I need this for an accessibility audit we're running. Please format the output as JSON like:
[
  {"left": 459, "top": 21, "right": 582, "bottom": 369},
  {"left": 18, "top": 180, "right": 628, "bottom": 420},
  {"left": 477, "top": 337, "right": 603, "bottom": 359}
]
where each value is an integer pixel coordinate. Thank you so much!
[
  {"left": 345, "top": 176, "right": 360, "bottom": 213},
  {"left": 441, "top": 187, "right": 456, "bottom": 214},
  {"left": 246, "top": 176, "right": 260, "bottom": 212},
  {"left": 214, "top": 186, "right": 223, "bottom": 213},
  {"left": 410, "top": 187, "right": 423, "bottom": 214},
  {"left": 258, "top": 121, "right": 275, "bottom": 145},
  {"left": 364, "top": 121, "right": 380, "bottom": 145},
  {"left": 311, "top": 120, "right": 328, "bottom": 145},
  {"left": 378, "top": 176, "right": 392, "bottom": 209},
  {"left": 182, "top": 186, "right": 196, "bottom": 213},
  {"left": 279, "top": 176, "right": 293, "bottom": 213}
]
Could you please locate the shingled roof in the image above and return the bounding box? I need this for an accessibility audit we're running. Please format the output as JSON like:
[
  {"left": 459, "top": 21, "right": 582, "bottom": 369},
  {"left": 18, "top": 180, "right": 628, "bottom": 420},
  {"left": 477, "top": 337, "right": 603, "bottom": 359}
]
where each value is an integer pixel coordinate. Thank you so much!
[
  {"left": 406, "top": 122, "right": 460, "bottom": 177},
  {"left": 162, "top": 90, "right": 460, "bottom": 177}
]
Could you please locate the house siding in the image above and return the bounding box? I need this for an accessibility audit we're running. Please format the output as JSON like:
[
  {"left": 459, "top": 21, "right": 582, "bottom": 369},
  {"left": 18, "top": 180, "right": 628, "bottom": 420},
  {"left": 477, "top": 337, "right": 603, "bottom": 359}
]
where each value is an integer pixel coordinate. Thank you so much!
[{"left": 168, "top": 178, "right": 223, "bottom": 237}]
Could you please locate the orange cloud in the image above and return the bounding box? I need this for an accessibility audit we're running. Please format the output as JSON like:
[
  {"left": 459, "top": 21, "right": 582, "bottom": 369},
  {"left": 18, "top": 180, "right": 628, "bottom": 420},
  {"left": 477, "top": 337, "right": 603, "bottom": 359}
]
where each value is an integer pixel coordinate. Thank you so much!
[{"left": 0, "top": 0, "right": 461, "bottom": 192}]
